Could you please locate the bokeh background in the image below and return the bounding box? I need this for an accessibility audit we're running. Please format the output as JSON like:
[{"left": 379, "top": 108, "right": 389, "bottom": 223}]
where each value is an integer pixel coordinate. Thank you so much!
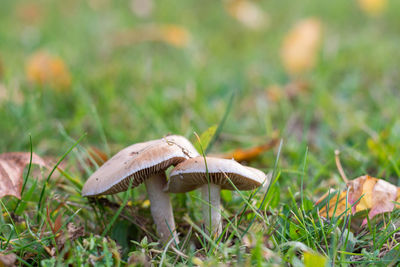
[{"left": 1, "top": 0, "right": 400, "bottom": 189}]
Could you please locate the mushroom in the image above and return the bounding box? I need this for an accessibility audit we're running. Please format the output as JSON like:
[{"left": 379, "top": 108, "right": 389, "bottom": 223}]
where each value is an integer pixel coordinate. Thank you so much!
[
  {"left": 82, "top": 135, "right": 199, "bottom": 244},
  {"left": 166, "top": 156, "right": 268, "bottom": 236}
]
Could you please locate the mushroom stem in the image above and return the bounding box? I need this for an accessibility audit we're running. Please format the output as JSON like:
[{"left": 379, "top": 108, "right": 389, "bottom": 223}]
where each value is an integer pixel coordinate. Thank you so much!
[
  {"left": 144, "top": 173, "right": 179, "bottom": 245},
  {"left": 201, "top": 183, "right": 222, "bottom": 237}
]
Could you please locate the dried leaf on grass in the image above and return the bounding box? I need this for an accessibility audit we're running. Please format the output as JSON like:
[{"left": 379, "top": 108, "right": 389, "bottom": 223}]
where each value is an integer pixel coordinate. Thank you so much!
[
  {"left": 15, "top": 2, "right": 44, "bottom": 25},
  {"left": 130, "top": 0, "right": 153, "bottom": 18},
  {"left": 26, "top": 51, "right": 71, "bottom": 90},
  {"left": 113, "top": 24, "right": 190, "bottom": 48},
  {"left": 211, "top": 138, "right": 278, "bottom": 162},
  {"left": 0, "top": 152, "right": 48, "bottom": 199},
  {"left": 225, "top": 0, "right": 268, "bottom": 30},
  {"left": 86, "top": 147, "right": 108, "bottom": 168},
  {"left": 358, "top": 0, "right": 387, "bottom": 17},
  {"left": 43, "top": 204, "right": 85, "bottom": 256},
  {"left": 281, "top": 18, "right": 322, "bottom": 75},
  {"left": 0, "top": 252, "right": 16, "bottom": 267},
  {"left": 0, "top": 84, "right": 25, "bottom": 105},
  {"left": 318, "top": 175, "right": 400, "bottom": 226},
  {"left": 265, "top": 80, "right": 309, "bottom": 102}
]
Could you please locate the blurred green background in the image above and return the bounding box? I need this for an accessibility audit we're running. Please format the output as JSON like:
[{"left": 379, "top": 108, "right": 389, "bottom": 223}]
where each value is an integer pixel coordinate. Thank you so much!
[{"left": 1, "top": 0, "right": 400, "bottom": 186}]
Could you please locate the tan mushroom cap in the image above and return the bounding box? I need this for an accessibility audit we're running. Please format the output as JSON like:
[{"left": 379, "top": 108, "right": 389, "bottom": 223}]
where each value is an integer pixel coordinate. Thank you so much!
[
  {"left": 166, "top": 157, "right": 267, "bottom": 193},
  {"left": 82, "top": 135, "right": 199, "bottom": 196}
]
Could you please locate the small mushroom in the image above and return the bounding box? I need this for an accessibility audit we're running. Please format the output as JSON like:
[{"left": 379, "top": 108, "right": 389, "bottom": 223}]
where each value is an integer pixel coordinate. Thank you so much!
[
  {"left": 82, "top": 135, "right": 199, "bottom": 244},
  {"left": 166, "top": 157, "right": 268, "bottom": 236}
]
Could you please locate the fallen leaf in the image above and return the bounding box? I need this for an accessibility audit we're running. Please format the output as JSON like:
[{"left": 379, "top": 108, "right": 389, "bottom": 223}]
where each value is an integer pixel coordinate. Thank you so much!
[
  {"left": 130, "top": 0, "right": 153, "bottom": 18},
  {"left": 15, "top": 2, "right": 44, "bottom": 25},
  {"left": 26, "top": 51, "right": 71, "bottom": 90},
  {"left": 226, "top": 0, "right": 268, "bottom": 30},
  {"left": 318, "top": 175, "right": 400, "bottom": 226},
  {"left": 194, "top": 125, "right": 218, "bottom": 153},
  {"left": 0, "top": 84, "right": 24, "bottom": 105},
  {"left": 266, "top": 80, "right": 309, "bottom": 102},
  {"left": 0, "top": 152, "right": 48, "bottom": 199},
  {"left": 304, "top": 251, "right": 327, "bottom": 267},
  {"left": 160, "top": 25, "right": 190, "bottom": 47},
  {"left": 211, "top": 138, "right": 278, "bottom": 162},
  {"left": 0, "top": 252, "right": 16, "bottom": 267},
  {"left": 281, "top": 18, "right": 322, "bottom": 75},
  {"left": 128, "top": 251, "right": 151, "bottom": 267},
  {"left": 358, "top": 0, "right": 387, "bottom": 16},
  {"left": 265, "top": 84, "right": 284, "bottom": 102},
  {"left": 113, "top": 24, "right": 190, "bottom": 48},
  {"left": 87, "top": 147, "right": 108, "bottom": 168}
]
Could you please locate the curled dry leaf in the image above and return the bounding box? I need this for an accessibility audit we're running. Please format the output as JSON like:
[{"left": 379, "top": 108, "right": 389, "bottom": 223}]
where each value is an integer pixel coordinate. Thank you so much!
[
  {"left": 15, "top": 2, "right": 44, "bottom": 25},
  {"left": 358, "top": 0, "right": 387, "bottom": 17},
  {"left": 211, "top": 138, "right": 279, "bottom": 162},
  {"left": 318, "top": 175, "right": 400, "bottom": 226},
  {"left": 0, "top": 83, "right": 24, "bottom": 105},
  {"left": 130, "top": 0, "right": 153, "bottom": 18},
  {"left": 26, "top": 51, "right": 71, "bottom": 90},
  {"left": 113, "top": 24, "right": 190, "bottom": 48},
  {"left": 226, "top": 0, "right": 268, "bottom": 30},
  {"left": 0, "top": 152, "right": 48, "bottom": 199},
  {"left": 265, "top": 80, "right": 309, "bottom": 102},
  {"left": 281, "top": 18, "right": 322, "bottom": 75},
  {"left": 0, "top": 252, "right": 17, "bottom": 267}
]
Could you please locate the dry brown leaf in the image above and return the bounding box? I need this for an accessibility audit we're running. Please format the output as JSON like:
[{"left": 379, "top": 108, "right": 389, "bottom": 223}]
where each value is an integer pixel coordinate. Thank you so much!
[
  {"left": 358, "top": 0, "right": 387, "bottom": 16},
  {"left": 211, "top": 138, "right": 278, "bottom": 162},
  {"left": 226, "top": 0, "right": 268, "bottom": 30},
  {"left": 130, "top": 0, "right": 153, "bottom": 18},
  {"left": 0, "top": 152, "right": 48, "bottom": 199},
  {"left": 318, "top": 175, "right": 400, "bottom": 226},
  {"left": 160, "top": 25, "right": 190, "bottom": 47},
  {"left": 0, "top": 252, "right": 16, "bottom": 267},
  {"left": 266, "top": 80, "right": 309, "bottom": 102},
  {"left": 87, "top": 147, "right": 108, "bottom": 167},
  {"left": 113, "top": 24, "right": 190, "bottom": 48},
  {"left": 26, "top": 51, "right": 71, "bottom": 90},
  {"left": 281, "top": 18, "right": 322, "bottom": 75},
  {"left": 15, "top": 2, "right": 44, "bottom": 25},
  {"left": 0, "top": 83, "right": 24, "bottom": 105}
]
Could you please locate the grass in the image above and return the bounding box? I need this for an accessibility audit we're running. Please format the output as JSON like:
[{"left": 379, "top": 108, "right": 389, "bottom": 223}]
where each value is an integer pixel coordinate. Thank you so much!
[{"left": 1, "top": 0, "right": 400, "bottom": 265}]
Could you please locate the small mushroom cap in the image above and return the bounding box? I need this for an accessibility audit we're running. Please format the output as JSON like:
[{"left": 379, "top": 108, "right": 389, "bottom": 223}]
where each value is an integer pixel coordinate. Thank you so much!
[
  {"left": 166, "top": 157, "right": 268, "bottom": 193},
  {"left": 82, "top": 135, "right": 199, "bottom": 197}
]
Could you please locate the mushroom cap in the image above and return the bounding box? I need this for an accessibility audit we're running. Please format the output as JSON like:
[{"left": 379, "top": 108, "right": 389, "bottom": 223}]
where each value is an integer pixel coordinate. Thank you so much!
[
  {"left": 166, "top": 157, "right": 268, "bottom": 193},
  {"left": 82, "top": 135, "right": 199, "bottom": 197}
]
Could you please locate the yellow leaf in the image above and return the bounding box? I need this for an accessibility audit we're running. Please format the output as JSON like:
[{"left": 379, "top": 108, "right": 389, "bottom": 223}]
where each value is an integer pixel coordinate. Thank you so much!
[
  {"left": 195, "top": 125, "right": 218, "bottom": 153},
  {"left": 304, "top": 252, "right": 327, "bottom": 267},
  {"left": 358, "top": 0, "right": 387, "bottom": 16},
  {"left": 191, "top": 257, "right": 204, "bottom": 267},
  {"left": 226, "top": 0, "right": 268, "bottom": 30},
  {"left": 281, "top": 18, "right": 322, "bottom": 75},
  {"left": 160, "top": 25, "right": 190, "bottom": 48},
  {"left": 113, "top": 24, "right": 190, "bottom": 48},
  {"left": 26, "top": 51, "right": 71, "bottom": 90},
  {"left": 212, "top": 138, "right": 278, "bottom": 162},
  {"left": 318, "top": 175, "right": 400, "bottom": 226}
]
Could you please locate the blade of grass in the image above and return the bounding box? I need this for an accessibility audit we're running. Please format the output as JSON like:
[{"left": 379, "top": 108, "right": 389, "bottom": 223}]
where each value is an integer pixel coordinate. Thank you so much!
[
  {"left": 101, "top": 177, "right": 134, "bottom": 238},
  {"left": 14, "top": 135, "right": 33, "bottom": 212},
  {"left": 37, "top": 134, "right": 86, "bottom": 220},
  {"left": 205, "top": 91, "right": 235, "bottom": 153},
  {"left": 242, "top": 139, "right": 283, "bottom": 237}
]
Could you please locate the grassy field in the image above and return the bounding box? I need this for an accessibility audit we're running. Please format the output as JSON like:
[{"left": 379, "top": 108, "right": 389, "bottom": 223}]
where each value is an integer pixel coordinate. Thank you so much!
[{"left": 1, "top": 0, "right": 400, "bottom": 265}]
